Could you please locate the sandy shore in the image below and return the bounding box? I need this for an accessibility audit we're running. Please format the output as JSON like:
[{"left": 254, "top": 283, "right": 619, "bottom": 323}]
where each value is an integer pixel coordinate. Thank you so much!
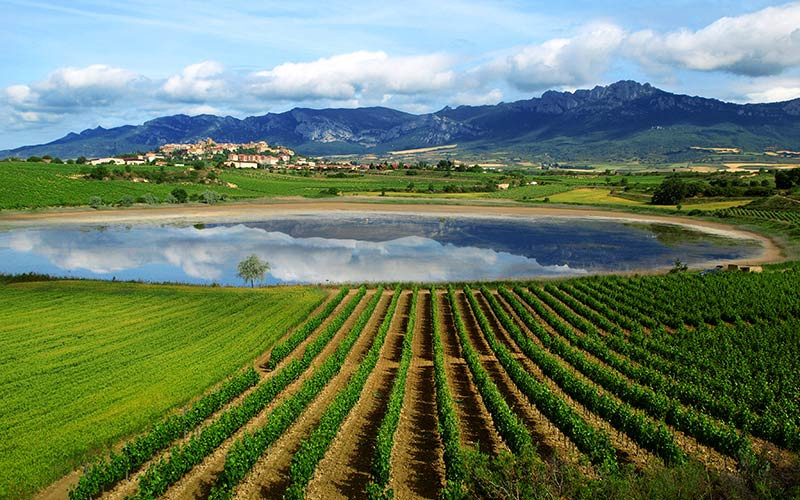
[{"left": 0, "top": 200, "right": 783, "bottom": 266}]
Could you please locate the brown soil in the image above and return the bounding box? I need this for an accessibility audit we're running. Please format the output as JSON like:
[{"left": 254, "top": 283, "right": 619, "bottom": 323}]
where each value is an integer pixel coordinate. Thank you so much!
[
  {"left": 232, "top": 291, "right": 394, "bottom": 499},
  {"left": 389, "top": 290, "right": 446, "bottom": 499},
  {"left": 436, "top": 290, "right": 505, "bottom": 455},
  {"left": 159, "top": 290, "right": 381, "bottom": 500},
  {"left": 526, "top": 287, "right": 744, "bottom": 472},
  {"left": 305, "top": 291, "right": 411, "bottom": 499},
  {"left": 252, "top": 288, "right": 351, "bottom": 374},
  {"left": 489, "top": 289, "right": 655, "bottom": 467},
  {"left": 465, "top": 291, "right": 588, "bottom": 467}
]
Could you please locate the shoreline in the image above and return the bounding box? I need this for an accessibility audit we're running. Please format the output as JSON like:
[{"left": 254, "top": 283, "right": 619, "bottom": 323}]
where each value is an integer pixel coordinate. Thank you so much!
[{"left": 0, "top": 200, "right": 783, "bottom": 268}]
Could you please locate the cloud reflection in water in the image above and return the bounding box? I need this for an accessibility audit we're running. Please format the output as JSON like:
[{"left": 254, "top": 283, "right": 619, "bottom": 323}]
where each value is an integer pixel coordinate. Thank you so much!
[{"left": 2, "top": 224, "right": 585, "bottom": 284}]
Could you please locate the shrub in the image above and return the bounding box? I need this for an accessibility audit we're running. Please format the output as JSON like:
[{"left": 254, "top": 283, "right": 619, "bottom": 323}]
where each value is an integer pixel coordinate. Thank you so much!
[
  {"left": 140, "top": 193, "right": 159, "bottom": 205},
  {"left": 89, "top": 196, "right": 103, "bottom": 209},
  {"left": 170, "top": 188, "right": 188, "bottom": 203},
  {"left": 201, "top": 190, "right": 220, "bottom": 204},
  {"left": 117, "top": 195, "right": 134, "bottom": 207}
]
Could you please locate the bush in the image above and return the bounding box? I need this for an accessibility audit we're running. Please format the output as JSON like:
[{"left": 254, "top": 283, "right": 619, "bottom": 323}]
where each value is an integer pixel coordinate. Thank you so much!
[
  {"left": 170, "top": 188, "right": 188, "bottom": 203},
  {"left": 89, "top": 166, "right": 109, "bottom": 180},
  {"left": 89, "top": 196, "right": 103, "bottom": 209},
  {"left": 140, "top": 193, "right": 159, "bottom": 205},
  {"left": 201, "top": 190, "right": 220, "bottom": 204},
  {"left": 117, "top": 195, "right": 134, "bottom": 207},
  {"left": 651, "top": 177, "right": 700, "bottom": 205}
]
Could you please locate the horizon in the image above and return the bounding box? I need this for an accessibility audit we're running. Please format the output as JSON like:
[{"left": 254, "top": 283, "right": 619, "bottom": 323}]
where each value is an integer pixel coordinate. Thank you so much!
[
  {"left": 4, "top": 78, "right": 798, "bottom": 153},
  {"left": 2, "top": 1, "right": 800, "bottom": 149}
]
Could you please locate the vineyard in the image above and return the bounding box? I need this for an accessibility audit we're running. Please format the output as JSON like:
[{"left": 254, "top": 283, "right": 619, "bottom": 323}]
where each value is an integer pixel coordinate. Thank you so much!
[
  {"left": 5, "top": 269, "right": 800, "bottom": 499},
  {"left": 717, "top": 207, "right": 800, "bottom": 224}
]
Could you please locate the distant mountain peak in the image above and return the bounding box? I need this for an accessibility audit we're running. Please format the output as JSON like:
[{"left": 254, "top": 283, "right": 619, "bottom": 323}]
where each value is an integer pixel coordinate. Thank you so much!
[{"left": 2, "top": 80, "right": 799, "bottom": 160}]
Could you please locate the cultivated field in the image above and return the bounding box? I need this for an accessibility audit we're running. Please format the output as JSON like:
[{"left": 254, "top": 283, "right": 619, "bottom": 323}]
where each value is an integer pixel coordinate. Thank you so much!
[
  {"left": 0, "top": 281, "right": 327, "bottom": 500},
  {"left": 7, "top": 268, "right": 800, "bottom": 499}
]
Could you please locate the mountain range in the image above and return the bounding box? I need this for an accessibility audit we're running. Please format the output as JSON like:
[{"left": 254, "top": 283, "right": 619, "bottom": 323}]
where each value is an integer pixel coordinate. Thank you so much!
[{"left": 2, "top": 81, "right": 799, "bottom": 161}]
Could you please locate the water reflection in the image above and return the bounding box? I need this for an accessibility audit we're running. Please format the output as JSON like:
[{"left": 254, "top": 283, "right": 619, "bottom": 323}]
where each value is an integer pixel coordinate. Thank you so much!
[
  {"left": 1, "top": 223, "right": 582, "bottom": 284},
  {"left": 0, "top": 215, "right": 759, "bottom": 285}
]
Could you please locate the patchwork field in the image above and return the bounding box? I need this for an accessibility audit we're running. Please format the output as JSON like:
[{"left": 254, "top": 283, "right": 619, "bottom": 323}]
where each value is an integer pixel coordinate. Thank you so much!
[{"left": 5, "top": 268, "right": 800, "bottom": 499}]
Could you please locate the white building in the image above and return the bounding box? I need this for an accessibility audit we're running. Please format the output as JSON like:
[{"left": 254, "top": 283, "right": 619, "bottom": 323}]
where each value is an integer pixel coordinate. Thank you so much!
[{"left": 88, "top": 157, "right": 126, "bottom": 165}]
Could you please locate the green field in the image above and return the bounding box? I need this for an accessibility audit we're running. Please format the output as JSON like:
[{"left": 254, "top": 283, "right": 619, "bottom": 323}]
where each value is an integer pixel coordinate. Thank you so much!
[
  {"left": 4, "top": 269, "right": 799, "bottom": 500},
  {"left": 0, "top": 280, "right": 327, "bottom": 499},
  {"left": 0, "top": 162, "right": 500, "bottom": 209}
]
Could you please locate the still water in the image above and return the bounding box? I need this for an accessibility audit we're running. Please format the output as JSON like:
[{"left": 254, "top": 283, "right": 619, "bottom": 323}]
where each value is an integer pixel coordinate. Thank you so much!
[{"left": 0, "top": 214, "right": 760, "bottom": 285}]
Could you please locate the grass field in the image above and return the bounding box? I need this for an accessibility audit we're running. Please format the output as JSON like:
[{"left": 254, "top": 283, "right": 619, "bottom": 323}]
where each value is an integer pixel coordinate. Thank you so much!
[
  {"left": 0, "top": 163, "right": 257, "bottom": 209},
  {"left": 5, "top": 269, "right": 798, "bottom": 500},
  {"left": 0, "top": 280, "right": 327, "bottom": 499},
  {"left": 540, "top": 188, "right": 645, "bottom": 205},
  {"left": 0, "top": 162, "right": 499, "bottom": 209}
]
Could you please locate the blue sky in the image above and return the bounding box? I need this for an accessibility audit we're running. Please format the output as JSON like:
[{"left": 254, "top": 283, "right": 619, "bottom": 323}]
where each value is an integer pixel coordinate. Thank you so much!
[{"left": 2, "top": 0, "right": 800, "bottom": 149}]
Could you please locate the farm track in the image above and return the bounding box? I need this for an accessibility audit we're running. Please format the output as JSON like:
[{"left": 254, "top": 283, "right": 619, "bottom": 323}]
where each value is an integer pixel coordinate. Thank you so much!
[
  {"left": 305, "top": 291, "right": 411, "bottom": 499},
  {"left": 156, "top": 290, "right": 379, "bottom": 500},
  {"left": 389, "top": 290, "right": 445, "bottom": 499},
  {"left": 251, "top": 289, "right": 349, "bottom": 374},
  {"left": 456, "top": 291, "right": 573, "bottom": 463},
  {"left": 231, "top": 291, "right": 393, "bottom": 499},
  {"left": 437, "top": 290, "right": 505, "bottom": 455},
  {"left": 97, "top": 290, "right": 370, "bottom": 500},
  {"left": 469, "top": 291, "right": 587, "bottom": 468},
  {"left": 506, "top": 288, "right": 737, "bottom": 472}
]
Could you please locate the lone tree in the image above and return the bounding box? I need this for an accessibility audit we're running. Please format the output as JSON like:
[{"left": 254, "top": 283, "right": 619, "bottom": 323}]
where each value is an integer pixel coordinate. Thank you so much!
[{"left": 237, "top": 254, "right": 270, "bottom": 288}]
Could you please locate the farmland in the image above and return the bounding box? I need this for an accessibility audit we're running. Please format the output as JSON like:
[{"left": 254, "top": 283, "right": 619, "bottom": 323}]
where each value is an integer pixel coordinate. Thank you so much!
[
  {"left": 0, "top": 280, "right": 327, "bottom": 500},
  {"left": 5, "top": 268, "right": 800, "bottom": 499}
]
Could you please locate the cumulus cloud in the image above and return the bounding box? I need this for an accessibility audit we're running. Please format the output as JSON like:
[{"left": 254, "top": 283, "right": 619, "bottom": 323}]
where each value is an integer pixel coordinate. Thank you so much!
[
  {"left": 5, "top": 3, "right": 800, "bottom": 140},
  {"left": 247, "top": 50, "right": 456, "bottom": 100},
  {"left": 734, "top": 76, "right": 800, "bottom": 103},
  {"left": 162, "top": 61, "right": 227, "bottom": 102},
  {"left": 625, "top": 3, "right": 800, "bottom": 76},
  {"left": 487, "top": 22, "right": 625, "bottom": 91}
]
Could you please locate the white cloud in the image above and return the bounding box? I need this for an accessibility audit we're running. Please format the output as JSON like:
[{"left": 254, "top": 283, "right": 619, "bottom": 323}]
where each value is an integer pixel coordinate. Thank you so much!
[
  {"left": 488, "top": 22, "right": 625, "bottom": 91},
  {"left": 2, "top": 64, "right": 145, "bottom": 115},
  {"left": 5, "top": 3, "right": 800, "bottom": 142},
  {"left": 248, "top": 50, "right": 456, "bottom": 100},
  {"left": 735, "top": 76, "right": 800, "bottom": 103},
  {"left": 162, "top": 61, "right": 227, "bottom": 102},
  {"left": 625, "top": 3, "right": 800, "bottom": 76}
]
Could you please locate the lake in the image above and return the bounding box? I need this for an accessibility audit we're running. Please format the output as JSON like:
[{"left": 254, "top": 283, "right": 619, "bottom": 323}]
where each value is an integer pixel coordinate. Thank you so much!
[{"left": 0, "top": 213, "right": 761, "bottom": 285}]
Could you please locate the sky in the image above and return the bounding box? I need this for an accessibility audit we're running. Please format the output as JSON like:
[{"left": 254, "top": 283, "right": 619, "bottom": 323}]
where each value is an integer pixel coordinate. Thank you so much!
[{"left": 2, "top": 0, "right": 800, "bottom": 149}]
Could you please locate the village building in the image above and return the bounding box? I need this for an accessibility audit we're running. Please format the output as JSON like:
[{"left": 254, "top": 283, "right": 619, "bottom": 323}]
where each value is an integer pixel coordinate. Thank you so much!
[{"left": 88, "top": 157, "right": 126, "bottom": 165}]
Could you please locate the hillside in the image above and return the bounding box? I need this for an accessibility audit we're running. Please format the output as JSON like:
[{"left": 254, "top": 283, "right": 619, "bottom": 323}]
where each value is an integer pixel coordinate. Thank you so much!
[{"left": 2, "top": 81, "right": 799, "bottom": 161}]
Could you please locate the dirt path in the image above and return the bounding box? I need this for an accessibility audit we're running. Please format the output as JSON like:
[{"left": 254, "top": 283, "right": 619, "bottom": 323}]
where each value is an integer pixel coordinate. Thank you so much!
[
  {"left": 232, "top": 291, "right": 394, "bottom": 499},
  {"left": 467, "top": 291, "right": 587, "bottom": 467},
  {"left": 251, "top": 288, "right": 347, "bottom": 374},
  {"left": 305, "top": 291, "right": 411, "bottom": 499},
  {"left": 490, "top": 289, "right": 655, "bottom": 467},
  {"left": 157, "top": 290, "right": 379, "bottom": 500},
  {"left": 389, "top": 290, "right": 445, "bottom": 499},
  {"left": 436, "top": 290, "right": 505, "bottom": 455}
]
